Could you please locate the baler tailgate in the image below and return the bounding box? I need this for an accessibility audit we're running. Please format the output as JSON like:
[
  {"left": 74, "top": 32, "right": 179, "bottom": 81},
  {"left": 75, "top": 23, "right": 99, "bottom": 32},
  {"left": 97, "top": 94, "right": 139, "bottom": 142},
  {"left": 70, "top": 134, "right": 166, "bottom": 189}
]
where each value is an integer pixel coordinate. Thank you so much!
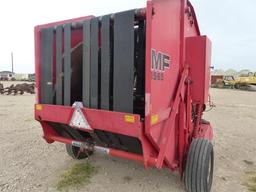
[{"left": 35, "top": 104, "right": 142, "bottom": 138}]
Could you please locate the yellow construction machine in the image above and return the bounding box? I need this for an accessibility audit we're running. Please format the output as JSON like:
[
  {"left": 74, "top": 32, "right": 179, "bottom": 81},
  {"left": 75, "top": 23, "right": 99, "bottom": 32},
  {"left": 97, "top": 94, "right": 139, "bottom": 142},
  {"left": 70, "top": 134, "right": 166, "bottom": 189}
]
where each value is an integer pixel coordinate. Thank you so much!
[
  {"left": 215, "top": 75, "right": 236, "bottom": 88},
  {"left": 234, "top": 72, "right": 256, "bottom": 89}
]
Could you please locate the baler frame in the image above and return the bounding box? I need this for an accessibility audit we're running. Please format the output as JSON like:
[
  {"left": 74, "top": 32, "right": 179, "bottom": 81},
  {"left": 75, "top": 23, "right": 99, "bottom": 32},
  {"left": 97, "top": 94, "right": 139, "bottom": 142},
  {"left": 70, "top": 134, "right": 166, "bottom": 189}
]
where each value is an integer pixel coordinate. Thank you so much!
[{"left": 35, "top": 0, "right": 214, "bottom": 191}]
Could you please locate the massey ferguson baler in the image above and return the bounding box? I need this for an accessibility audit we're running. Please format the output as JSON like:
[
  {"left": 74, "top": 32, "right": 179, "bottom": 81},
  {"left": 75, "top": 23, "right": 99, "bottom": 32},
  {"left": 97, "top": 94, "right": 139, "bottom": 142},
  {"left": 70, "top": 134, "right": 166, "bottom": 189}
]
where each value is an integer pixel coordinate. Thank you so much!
[{"left": 34, "top": 0, "right": 214, "bottom": 191}]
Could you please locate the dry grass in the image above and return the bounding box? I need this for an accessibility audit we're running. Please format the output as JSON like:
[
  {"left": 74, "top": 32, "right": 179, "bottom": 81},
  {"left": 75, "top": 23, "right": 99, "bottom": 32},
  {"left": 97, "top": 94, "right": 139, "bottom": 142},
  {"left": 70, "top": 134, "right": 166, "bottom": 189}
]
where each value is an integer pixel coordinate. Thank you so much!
[
  {"left": 56, "top": 162, "right": 96, "bottom": 191},
  {"left": 243, "top": 171, "right": 256, "bottom": 192}
]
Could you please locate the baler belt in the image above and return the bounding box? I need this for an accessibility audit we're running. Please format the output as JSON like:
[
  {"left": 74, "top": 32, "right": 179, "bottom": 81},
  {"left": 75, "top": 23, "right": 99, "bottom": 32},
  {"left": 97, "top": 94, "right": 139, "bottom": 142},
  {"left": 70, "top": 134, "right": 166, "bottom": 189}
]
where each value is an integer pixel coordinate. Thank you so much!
[
  {"left": 90, "top": 18, "right": 99, "bottom": 109},
  {"left": 82, "top": 20, "right": 91, "bottom": 108},
  {"left": 113, "top": 10, "right": 135, "bottom": 113},
  {"left": 40, "top": 28, "right": 54, "bottom": 104},
  {"left": 101, "top": 15, "right": 111, "bottom": 110},
  {"left": 56, "top": 25, "right": 63, "bottom": 105},
  {"left": 64, "top": 23, "right": 71, "bottom": 106}
]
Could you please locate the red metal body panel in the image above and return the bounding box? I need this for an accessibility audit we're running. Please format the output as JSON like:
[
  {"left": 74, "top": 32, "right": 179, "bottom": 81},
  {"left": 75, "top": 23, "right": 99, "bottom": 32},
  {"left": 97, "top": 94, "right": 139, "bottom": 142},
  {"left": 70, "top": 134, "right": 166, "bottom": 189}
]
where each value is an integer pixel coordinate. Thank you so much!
[
  {"left": 186, "top": 36, "right": 212, "bottom": 103},
  {"left": 145, "top": 0, "right": 183, "bottom": 169},
  {"left": 34, "top": 0, "right": 213, "bottom": 175},
  {"left": 35, "top": 105, "right": 142, "bottom": 138},
  {"left": 195, "top": 123, "right": 213, "bottom": 141},
  {"left": 144, "top": 0, "right": 204, "bottom": 169}
]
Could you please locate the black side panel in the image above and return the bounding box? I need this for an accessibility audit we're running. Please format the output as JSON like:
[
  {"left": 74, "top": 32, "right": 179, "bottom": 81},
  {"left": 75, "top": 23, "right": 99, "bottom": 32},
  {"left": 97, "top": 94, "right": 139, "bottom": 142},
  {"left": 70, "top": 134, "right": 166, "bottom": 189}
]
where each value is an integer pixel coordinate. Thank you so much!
[
  {"left": 94, "top": 130, "right": 143, "bottom": 154},
  {"left": 40, "top": 28, "right": 54, "bottom": 104},
  {"left": 50, "top": 123, "right": 92, "bottom": 141},
  {"left": 56, "top": 25, "right": 63, "bottom": 105},
  {"left": 90, "top": 18, "right": 99, "bottom": 109},
  {"left": 83, "top": 20, "right": 91, "bottom": 107},
  {"left": 49, "top": 123, "right": 143, "bottom": 154},
  {"left": 101, "top": 15, "right": 111, "bottom": 110},
  {"left": 64, "top": 24, "right": 71, "bottom": 106},
  {"left": 113, "top": 11, "right": 134, "bottom": 113},
  {"left": 117, "top": 134, "right": 142, "bottom": 154}
]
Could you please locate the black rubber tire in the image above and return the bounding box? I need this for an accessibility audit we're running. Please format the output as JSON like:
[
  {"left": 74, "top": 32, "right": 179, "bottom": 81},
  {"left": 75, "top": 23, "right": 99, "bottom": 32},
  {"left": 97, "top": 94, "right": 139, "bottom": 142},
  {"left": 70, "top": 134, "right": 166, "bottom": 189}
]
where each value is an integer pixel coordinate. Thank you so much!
[
  {"left": 234, "top": 84, "right": 240, "bottom": 89},
  {"left": 65, "top": 144, "right": 93, "bottom": 160},
  {"left": 185, "top": 138, "right": 214, "bottom": 192}
]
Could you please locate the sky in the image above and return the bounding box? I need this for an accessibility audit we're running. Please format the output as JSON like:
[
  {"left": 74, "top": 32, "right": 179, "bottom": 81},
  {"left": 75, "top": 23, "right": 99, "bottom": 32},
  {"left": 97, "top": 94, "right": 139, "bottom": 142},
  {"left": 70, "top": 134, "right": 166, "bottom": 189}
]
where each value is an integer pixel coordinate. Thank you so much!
[{"left": 0, "top": 0, "right": 255, "bottom": 73}]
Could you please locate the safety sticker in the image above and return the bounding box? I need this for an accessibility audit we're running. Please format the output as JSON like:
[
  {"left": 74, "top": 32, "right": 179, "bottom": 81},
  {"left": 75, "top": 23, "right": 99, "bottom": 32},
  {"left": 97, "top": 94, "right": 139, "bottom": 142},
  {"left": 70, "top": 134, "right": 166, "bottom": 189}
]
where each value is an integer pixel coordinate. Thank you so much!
[
  {"left": 35, "top": 104, "right": 43, "bottom": 111},
  {"left": 124, "top": 115, "right": 135, "bottom": 123},
  {"left": 151, "top": 114, "right": 159, "bottom": 125}
]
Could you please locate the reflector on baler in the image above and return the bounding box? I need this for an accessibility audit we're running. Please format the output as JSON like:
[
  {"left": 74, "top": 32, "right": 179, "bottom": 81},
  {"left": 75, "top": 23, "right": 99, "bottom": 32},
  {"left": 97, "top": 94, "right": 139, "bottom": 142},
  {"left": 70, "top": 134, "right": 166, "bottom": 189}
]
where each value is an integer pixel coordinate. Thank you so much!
[
  {"left": 69, "top": 102, "right": 91, "bottom": 130},
  {"left": 35, "top": 1, "right": 214, "bottom": 191}
]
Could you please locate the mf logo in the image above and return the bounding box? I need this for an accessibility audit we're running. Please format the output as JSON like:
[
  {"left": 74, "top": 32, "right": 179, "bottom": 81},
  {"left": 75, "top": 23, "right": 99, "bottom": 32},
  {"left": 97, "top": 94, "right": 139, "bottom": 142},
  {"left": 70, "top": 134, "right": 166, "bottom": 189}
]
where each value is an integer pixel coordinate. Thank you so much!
[{"left": 151, "top": 49, "right": 171, "bottom": 80}]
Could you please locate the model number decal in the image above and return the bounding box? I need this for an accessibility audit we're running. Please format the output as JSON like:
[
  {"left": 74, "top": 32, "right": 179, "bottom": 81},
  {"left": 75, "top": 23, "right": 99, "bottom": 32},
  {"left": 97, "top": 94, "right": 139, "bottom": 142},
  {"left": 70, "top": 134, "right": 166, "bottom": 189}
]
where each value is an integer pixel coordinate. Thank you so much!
[{"left": 151, "top": 49, "right": 171, "bottom": 80}]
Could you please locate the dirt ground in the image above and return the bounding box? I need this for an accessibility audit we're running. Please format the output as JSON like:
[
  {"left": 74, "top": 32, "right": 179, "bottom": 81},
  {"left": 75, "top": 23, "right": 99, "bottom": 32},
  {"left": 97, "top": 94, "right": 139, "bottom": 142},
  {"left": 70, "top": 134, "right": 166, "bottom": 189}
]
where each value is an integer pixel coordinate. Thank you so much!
[{"left": 0, "top": 81, "right": 255, "bottom": 192}]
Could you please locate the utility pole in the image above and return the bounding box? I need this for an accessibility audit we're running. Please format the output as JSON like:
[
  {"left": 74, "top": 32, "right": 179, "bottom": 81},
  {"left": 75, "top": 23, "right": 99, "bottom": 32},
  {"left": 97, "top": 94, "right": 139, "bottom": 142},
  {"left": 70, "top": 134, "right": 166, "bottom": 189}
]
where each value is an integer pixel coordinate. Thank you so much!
[{"left": 11, "top": 52, "right": 14, "bottom": 73}]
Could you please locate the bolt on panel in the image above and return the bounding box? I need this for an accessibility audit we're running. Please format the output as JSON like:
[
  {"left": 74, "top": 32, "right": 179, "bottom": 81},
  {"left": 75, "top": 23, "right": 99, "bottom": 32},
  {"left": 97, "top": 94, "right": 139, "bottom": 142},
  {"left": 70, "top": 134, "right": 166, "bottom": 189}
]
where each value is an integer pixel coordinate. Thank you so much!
[
  {"left": 82, "top": 20, "right": 91, "bottom": 107},
  {"left": 90, "top": 18, "right": 99, "bottom": 109},
  {"left": 101, "top": 15, "right": 111, "bottom": 110},
  {"left": 56, "top": 25, "right": 63, "bottom": 105},
  {"left": 64, "top": 23, "right": 71, "bottom": 106},
  {"left": 113, "top": 10, "right": 135, "bottom": 113},
  {"left": 40, "top": 28, "right": 54, "bottom": 104}
]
